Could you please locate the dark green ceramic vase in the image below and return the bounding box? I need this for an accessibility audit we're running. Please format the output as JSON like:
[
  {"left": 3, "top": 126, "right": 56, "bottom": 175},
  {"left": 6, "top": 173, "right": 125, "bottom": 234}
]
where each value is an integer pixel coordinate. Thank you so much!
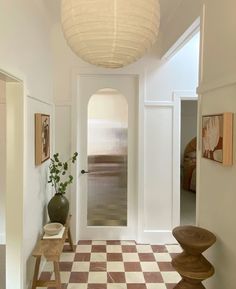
[{"left": 47, "top": 193, "right": 69, "bottom": 225}]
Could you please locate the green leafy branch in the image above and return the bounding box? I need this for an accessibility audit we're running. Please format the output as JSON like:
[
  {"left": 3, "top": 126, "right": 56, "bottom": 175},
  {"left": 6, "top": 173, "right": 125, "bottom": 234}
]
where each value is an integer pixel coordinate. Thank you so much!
[{"left": 48, "top": 152, "right": 78, "bottom": 194}]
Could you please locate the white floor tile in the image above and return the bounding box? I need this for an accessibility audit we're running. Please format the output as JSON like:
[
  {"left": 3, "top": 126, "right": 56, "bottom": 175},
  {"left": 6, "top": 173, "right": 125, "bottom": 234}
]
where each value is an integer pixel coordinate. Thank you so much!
[
  {"left": 161, "top": 272, "right": 181, "bottom": 283},
  {"left": 72, "top": 262, "right": 90, "bottom": 272},
  {"left": 60, "top": 253, "right": 75, "bottom": 262},
  {"left": 88, "top": 272, "right": 107, "bottom": 283},
  {"left": 67, "top": 284, "right": 87, "bottom": 289},
  {"left": 92, "top": 241, "right": 107, "bottom": 245},
  {"left": 154, "top": 253, "right": 172, "bottom": 262},
  {"left": 165, "top": 245, "right": 182, "bottom": 253},
  {"left": 43, "top": 261, "right": 53, "bottom": 272},
  {"left": 146, "top": 284, "right": 167, "bottom": 289},
  {"left": 125, "top": 272, "right": 145, "bottom": 283},
  {"left": 107, "top": 245, "right": 122, "bottom": 253},
  {"left": 136, "top": 245, "right": 153, "bottom": 253},
  {"left": 76, "top": 245, "right": 92, "bottom": 253},
  {"left": 107, "top": 284, "right": 127, "bottom": 289},
  {"left": 51, "top": 272, "right": 70, "bottom": 283},
  {"left": 122, "top": 253, "right": 139, "bottom": 262},
  {"left": 140, "top": 262, "right": 160, "bottom": 272},
  {"left": 107, "top": 262, "right": 125, "bottom": 272},
  {"left": 90, "top": 253, "right": 106, "bottom": 262}
]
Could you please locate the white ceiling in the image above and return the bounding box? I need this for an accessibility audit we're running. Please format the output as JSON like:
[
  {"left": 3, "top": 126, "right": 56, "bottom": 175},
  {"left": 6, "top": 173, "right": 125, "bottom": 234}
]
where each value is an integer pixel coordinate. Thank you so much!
[
  {"left": 159, "top": 0, "right": 183, "bottom": 26},
  {"left": 45, "top": 0, "right": 183, "bottom": 27}
]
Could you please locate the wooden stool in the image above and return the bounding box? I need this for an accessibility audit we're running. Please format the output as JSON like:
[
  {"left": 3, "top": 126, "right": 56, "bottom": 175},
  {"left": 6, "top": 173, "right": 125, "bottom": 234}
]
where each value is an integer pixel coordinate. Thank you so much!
[
  {"left": 171, "top": 225, "right": 216, "bottom": 289},
  {"left": 31, "top": 215, "right": 74, "bottom": 289}
]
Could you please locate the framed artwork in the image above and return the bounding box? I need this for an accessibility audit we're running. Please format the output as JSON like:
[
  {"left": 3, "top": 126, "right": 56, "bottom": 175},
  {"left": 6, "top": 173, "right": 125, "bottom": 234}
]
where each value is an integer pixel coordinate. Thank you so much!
[
  {"left": 202, "top": 112, "right": 233, "bottom": 166},
  {"left": 35, "top": 114, "right": 50, "bottom": 165}
]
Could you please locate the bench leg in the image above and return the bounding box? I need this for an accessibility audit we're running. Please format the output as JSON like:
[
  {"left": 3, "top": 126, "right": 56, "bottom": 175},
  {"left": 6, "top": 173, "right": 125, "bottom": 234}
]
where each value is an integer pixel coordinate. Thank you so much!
[
  {"left": 67, "top": 227, "right": 74, "bottom": 252},
  {"left": 54, "top": 261, "right": 62, "bottom": 289},
  {"left": 32, "top": 256, "right": 41, "bottom": 289}
]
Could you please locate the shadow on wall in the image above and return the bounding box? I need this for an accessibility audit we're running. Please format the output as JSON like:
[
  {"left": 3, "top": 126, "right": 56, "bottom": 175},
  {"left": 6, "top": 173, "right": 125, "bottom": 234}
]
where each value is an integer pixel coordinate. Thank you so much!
[{"left": 0, "top": 245, "right": 5, "bottom": 289}]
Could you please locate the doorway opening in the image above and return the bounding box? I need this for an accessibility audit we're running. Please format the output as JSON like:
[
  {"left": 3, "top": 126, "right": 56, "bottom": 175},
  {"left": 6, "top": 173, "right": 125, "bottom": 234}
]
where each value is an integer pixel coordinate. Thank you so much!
[
  {"left": 171, "top": 27, "right": 200, "bottom": 229},
  {"left": 87, "top": 88, "right": 128, "bottom": 226},
  {"left": 0, "top": 70, "right": 24, "bottom": 289},
  {"left": 180, "top": 100, "right": 198, "bottom": 225}
]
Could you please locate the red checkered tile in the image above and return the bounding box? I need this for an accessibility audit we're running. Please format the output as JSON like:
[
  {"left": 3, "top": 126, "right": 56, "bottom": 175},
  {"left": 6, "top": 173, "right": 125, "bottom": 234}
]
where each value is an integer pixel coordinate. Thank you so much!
[
  {"left": 138, "top": 253, "right": 155, "bottom": 262},
  {"left": 122, "top": 245, "right": 137, "bottom": 253},
  {"left": 124, "top": 262, "right": 142, "bottom": 272},
  {"left": 40, "top": 241, "right": 182, "bottom": 288},
  {"left": 143, "top": 272, "right": 163, "bottom": 283},
  {"left": 74, "top": 253, "right": 91, "bottom": 261},
  {"left": 90, "top": 262, "right": 107, "bottom": 272},
  {"left": 107, "top": 253, "right": 123, "bottom": 261},
  {"left": 108, "top": 272, "right": 126, "bottom": 283},
  {"left": 92, "top": 245, "right": 107, "bottom": 253},
  {"left": 69, "top": 272, "right": 89, "bottom": 283}
]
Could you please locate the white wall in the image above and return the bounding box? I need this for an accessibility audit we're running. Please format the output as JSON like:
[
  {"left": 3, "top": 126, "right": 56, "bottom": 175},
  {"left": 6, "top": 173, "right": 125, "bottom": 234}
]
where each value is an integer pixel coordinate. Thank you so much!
[
  {"left": 197, "top": 1, "right": 236, "bottom": 288},
  {"left": 0, "top": 0, "right": 53, "bottom": 102},
  {"left": 0, "top": 1, "right": 54, "bottom": 288},
  {"left": 0, "top": 79, "right": 6, "bottom": 244},
  {"left": 24, "top": 97, "right": 53, "bottom": 288},
  {"left": 181, "top": 100, "right": 198, "bottom": 162},
  {"left": 52, "top": 16, "right": 199, "bottom": 242},
  {"left": 55, "top": 105, "right": 72, "bottom": 203},
  {"left": 143, "top": 33, "right": 199, "bottom": 243},
  {"left": 146, "top": 33, "right": 200, "bottom": 101}
]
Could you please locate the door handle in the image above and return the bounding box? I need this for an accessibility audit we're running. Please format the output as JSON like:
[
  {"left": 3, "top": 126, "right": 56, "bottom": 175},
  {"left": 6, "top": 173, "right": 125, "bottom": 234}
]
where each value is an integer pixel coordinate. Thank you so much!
[{"left": 81, "top": 169, "right": 89, "bottom": 174}]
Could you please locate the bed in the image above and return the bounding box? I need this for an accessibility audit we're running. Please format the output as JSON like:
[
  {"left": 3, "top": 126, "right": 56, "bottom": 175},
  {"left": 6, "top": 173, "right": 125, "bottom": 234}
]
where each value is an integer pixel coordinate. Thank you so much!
[{"left": 182, "top": 137, "right": 196, "bottom": 192}]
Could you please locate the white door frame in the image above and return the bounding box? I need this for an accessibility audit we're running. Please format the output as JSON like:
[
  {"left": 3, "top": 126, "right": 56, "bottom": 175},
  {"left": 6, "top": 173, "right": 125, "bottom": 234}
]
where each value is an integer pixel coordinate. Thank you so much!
[
  {"left": 70, "top": 68, "right": 145, "bottom": 243},
  {"left": 173, "top": 91, "right": 198, "bottom": 227},
  {"left": 0, "top": 69, "right": 25, "bottom": 289}
]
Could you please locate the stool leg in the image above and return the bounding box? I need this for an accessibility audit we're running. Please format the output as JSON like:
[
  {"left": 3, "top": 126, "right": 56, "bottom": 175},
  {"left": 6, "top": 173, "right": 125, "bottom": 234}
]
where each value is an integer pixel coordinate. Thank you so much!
[
  {"left": 31, "top": 256, "right": 41, "bottom": 289},
  {"left": 54, "top": 261, "right": 62, "bottom": 289},
  {"left": 67, "top": 227, "right": 74, "bottom": 252}
]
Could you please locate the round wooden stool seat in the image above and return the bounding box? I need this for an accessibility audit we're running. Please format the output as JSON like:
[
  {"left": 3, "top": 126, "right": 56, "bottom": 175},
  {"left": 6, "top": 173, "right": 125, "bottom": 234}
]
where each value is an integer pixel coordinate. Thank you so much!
[
  {"left": 171, "top": 226, "right": 216, "bottom": 289},
  {"left": 173, "top": 226, "right": 216, "bottom": 254}
]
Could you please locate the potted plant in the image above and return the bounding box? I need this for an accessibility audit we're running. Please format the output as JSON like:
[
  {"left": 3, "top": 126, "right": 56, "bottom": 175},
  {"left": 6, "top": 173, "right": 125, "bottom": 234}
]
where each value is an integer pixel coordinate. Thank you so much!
[{"left": 47, "top": 152, "right": 78, "bottom": 224}]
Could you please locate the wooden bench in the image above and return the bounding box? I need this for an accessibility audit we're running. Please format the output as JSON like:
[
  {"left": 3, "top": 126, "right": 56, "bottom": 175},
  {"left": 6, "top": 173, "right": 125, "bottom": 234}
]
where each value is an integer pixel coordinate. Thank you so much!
[{"left": 31, "top": 215, "right": 74, "bottom": 289}]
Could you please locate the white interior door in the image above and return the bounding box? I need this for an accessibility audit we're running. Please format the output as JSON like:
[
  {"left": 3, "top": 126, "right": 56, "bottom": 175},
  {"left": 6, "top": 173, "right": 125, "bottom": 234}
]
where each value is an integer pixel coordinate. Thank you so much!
[{"left": 78, "top": 75, "right": 138, "bottom": 240}]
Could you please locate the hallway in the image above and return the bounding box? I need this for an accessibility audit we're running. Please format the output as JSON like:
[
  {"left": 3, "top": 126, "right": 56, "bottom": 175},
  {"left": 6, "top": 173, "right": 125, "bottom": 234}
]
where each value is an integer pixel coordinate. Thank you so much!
[{"left": 39, "top": 241, "right": 181, "bottom": 289}]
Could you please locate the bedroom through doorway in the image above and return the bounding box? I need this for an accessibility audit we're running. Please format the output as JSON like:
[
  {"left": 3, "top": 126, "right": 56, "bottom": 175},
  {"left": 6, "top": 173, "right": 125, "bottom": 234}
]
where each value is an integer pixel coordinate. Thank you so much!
[{"left": 180, "top": 100, "right": 197, "bottom": 225}]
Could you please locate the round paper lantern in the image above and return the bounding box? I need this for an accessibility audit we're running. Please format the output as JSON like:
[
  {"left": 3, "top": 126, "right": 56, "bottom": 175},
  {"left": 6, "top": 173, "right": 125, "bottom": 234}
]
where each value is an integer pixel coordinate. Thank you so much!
[{"left": 61, "top": 0, "right": 160, "bottom": 68}]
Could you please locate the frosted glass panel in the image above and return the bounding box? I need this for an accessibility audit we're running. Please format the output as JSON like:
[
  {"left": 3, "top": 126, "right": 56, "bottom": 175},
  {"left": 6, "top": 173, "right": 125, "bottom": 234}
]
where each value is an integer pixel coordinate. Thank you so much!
[{"left": 87, "top": 89, "right": 128, "bottom": 226}]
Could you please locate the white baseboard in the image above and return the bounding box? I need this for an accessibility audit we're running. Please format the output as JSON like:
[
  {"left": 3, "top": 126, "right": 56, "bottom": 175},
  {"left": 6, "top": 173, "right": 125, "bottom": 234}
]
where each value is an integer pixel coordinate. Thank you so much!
[
  {"left": 138, "top": 230, "right": 177, "bottom": 245},
  {"left": 0, "top": 233, "right": 6, "bottom": 244}
]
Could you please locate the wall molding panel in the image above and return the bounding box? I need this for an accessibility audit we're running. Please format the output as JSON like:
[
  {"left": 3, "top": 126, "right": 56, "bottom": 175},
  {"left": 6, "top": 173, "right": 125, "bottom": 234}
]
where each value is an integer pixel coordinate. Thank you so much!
[
  {"left": 27, "top": 95, "right": 54, "bottom": 106},
  {"left": 143, "top": 104, "right": 176, "bottom": 244},
  {"left": 144, "top": 101, "right": 174, "bottom": 107}
]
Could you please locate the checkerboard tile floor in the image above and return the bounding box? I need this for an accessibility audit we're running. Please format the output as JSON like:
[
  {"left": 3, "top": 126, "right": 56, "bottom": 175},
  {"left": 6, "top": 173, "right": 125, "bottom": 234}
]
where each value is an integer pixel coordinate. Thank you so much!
[{"left": 40, "top": 241, "right": 182, "bottom": 289}]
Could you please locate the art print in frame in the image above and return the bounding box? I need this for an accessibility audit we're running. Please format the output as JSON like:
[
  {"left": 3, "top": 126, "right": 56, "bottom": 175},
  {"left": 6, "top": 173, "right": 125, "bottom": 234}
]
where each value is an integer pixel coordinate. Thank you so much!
[
  {"left": 35, "top": 113, "right": 50, "bottom": 165},
  {"left": 202, "top": 112, "right": 233, "bottom": 166}
]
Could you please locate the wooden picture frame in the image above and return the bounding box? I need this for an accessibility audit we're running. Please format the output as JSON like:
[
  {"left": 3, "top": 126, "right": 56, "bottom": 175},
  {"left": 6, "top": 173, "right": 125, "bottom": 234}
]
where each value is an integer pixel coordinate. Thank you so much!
[
  {"left": 35, "top": 113, "right": 50, "bottom": 165},
  {"left": 202, "top": 112, "right": 233, "bottom": 166}
]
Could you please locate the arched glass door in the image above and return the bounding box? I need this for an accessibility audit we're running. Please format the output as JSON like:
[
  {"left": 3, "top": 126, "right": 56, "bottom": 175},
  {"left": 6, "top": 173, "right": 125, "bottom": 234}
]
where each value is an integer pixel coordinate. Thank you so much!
[{"left": 86, "top": 88, "right": 128, "bottom": 226}]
